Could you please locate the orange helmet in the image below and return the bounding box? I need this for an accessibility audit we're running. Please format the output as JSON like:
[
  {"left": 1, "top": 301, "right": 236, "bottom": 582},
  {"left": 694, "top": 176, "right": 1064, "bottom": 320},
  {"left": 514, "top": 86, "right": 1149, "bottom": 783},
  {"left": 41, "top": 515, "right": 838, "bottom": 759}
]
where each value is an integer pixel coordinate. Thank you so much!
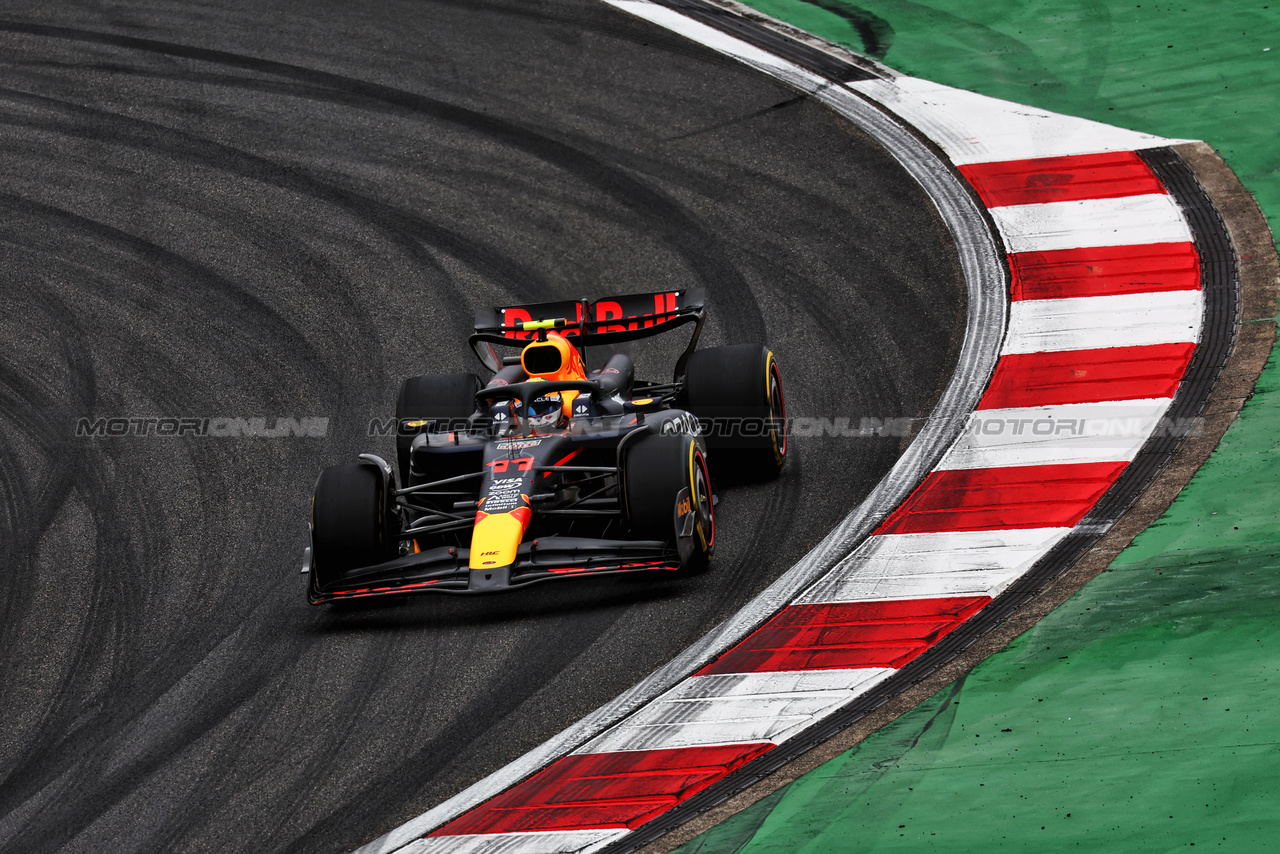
[
  {"left": 520, "top": 333, "right": 586, "bottom": 422},
  {"left": 520, "top": 332, "right": 585, "bottom": 381}
]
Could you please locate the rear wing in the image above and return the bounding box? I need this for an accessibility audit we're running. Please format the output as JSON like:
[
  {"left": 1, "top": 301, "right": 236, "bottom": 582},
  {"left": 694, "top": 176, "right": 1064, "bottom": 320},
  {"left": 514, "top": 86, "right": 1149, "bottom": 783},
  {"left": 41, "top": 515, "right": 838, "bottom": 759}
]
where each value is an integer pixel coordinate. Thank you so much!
[{"left": 470, "top": 288, "right": 706, "bottom": 376}]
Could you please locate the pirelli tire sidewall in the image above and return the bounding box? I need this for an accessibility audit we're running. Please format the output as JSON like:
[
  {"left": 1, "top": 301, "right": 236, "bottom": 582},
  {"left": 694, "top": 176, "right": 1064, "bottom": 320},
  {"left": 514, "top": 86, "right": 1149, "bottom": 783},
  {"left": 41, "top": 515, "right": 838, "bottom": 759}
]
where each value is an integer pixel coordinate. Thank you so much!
[
  {"left": 679, "top": 343, "right": 787, "bottom": 478},
  {"left": 619, "top": 431, "right": 714, "bottom": 571}
]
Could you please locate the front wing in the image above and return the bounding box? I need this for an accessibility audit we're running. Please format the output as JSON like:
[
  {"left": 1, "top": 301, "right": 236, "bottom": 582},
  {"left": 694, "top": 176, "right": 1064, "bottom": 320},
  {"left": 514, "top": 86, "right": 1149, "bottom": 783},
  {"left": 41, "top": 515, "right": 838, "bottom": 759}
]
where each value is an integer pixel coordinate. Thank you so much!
[{"left": 304, "top": 537, "right": 679, "bottom": 603}]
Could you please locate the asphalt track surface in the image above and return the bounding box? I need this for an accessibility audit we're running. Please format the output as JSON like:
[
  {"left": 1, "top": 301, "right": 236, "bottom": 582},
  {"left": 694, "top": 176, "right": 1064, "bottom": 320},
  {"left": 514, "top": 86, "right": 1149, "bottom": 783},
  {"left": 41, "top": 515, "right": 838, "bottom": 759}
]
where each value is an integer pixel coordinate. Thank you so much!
[{"left": 0, "top": 2, "right": 966, "bottom": 851}]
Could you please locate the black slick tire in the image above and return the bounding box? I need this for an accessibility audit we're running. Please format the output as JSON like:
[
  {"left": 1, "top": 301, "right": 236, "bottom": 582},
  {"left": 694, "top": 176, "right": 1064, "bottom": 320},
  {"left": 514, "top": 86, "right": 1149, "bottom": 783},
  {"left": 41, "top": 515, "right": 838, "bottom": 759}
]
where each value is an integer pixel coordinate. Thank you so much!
[
  {"left": 621, "top": 432, "right": 714, "bottom": 572},
  {"left": 395, "top": 372, "right": 481, "bottom": 485},
  {"left": 679, "top": 344, "right": 787, "bottom": 480},
  {"left": 310, "top": 462, "right": 396, "bottom": 592}
]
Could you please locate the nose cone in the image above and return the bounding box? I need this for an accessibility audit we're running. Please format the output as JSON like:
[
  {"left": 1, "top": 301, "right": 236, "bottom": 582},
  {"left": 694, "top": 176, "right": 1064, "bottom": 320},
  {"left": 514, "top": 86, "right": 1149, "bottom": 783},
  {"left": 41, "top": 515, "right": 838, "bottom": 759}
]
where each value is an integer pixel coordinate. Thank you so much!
[{"left": 468, "top": 506, "right": 531, "bottom": 569}]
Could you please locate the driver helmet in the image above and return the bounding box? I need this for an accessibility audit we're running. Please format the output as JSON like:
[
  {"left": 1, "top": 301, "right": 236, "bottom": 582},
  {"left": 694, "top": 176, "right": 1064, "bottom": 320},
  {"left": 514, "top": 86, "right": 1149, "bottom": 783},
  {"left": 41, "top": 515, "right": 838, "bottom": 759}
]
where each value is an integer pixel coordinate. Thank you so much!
[{"left": 525, "top": 391, "right": 565, "bottom": 433}]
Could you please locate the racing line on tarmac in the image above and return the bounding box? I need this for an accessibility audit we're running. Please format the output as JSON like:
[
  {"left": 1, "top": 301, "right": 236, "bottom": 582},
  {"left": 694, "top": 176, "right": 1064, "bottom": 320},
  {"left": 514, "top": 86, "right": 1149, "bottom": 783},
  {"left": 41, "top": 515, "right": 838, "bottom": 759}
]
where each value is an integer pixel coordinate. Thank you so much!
[{"left": 357, "top": 2, "right": 1242, "bottom": 853}]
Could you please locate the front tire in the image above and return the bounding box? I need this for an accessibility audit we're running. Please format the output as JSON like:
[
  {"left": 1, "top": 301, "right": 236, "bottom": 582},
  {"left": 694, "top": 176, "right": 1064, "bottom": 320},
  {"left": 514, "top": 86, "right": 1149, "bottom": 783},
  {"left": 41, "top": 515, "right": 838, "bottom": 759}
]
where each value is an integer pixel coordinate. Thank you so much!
[
  {"left": 310, "top": 462, "right": 397, "bottom": 591},
  {"left": 621, "top": 432, "right": 714, "bottom": 572}
]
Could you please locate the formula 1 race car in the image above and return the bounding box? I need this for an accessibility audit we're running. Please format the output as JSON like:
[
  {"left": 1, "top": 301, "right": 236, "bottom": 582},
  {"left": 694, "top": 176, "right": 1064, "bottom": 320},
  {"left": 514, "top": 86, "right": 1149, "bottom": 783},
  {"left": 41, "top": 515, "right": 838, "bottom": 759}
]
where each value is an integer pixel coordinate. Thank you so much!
[{"left": 302, "top": 289, "right": 786, "bottom": 603}]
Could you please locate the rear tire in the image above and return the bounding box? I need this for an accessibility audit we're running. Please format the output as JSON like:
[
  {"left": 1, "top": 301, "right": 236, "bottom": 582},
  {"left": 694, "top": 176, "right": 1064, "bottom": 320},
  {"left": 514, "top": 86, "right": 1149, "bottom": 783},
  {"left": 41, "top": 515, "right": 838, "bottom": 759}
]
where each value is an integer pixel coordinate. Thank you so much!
[
  {"left": 679, "top": 344, "right": 786, "bottom": 480},
  {"left": 621, "top": 432, "right": 713, "bottom": 572},
  {"left": 395, "top": 372, "right": 481, "bottom": 485},
  {"left": 310, "top": 462, "right": 397, "bottom": 591}
]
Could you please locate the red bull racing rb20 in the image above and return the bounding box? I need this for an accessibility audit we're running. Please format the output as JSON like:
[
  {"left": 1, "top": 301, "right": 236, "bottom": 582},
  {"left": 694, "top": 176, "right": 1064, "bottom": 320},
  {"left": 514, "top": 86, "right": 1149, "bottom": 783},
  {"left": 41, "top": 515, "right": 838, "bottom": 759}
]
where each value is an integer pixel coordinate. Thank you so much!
[{"left": 302, "top": 289, "right": 787, "bottom": 603}]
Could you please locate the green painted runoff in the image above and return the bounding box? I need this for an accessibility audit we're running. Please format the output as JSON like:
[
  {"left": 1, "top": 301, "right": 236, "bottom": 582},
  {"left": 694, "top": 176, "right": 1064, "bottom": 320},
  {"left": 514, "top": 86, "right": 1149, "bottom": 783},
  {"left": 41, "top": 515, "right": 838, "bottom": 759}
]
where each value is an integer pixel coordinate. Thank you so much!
[
  {"left": 745, "top": 0, "right": 1280, "bottom": 241},
  {"left": 675, "top": 1, "right": 1280, "bottom": 851}
]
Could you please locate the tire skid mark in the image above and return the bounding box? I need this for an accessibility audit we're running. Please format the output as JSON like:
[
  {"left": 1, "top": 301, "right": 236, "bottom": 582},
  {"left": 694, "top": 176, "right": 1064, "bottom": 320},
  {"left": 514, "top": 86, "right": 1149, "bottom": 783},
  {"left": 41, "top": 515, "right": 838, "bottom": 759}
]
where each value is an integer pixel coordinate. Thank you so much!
[
  {"left": 0, "top": 20, "right": 767, "bottom": 340},
  {"left": 0, "top": 85, "right": 488, "bottom": 329}
]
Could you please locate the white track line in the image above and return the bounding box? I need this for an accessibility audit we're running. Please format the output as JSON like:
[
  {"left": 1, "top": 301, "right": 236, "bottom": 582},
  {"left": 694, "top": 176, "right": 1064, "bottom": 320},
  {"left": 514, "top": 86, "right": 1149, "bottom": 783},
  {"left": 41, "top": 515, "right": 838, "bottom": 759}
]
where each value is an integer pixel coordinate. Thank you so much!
[{"left": 847, "top": 75, "right": 1191, "bottom": 165}]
